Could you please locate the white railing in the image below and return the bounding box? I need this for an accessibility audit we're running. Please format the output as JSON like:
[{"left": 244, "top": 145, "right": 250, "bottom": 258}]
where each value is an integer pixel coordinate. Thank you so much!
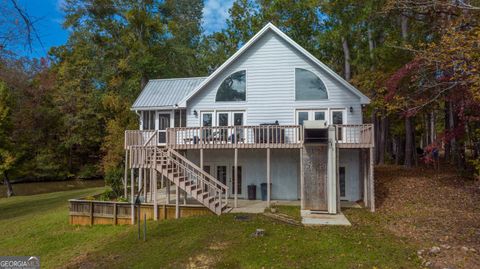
[
  {"left": 163, "top": 149, "right": 229, "bottom": 212},
  {"left": 125, "top": 124, "right": 374, "bottom": 150},
  {"left": 125, "top": 130, "right": 157, "bottom": 149},
  {"left": 334, "top": 124, "right": 374, "bottom": 146},
  {"left": 126, "top": 143, "right": 229, "bottom": 214},
  {"left": 167, "top": 125, "right": 303, "bottom": 148}
]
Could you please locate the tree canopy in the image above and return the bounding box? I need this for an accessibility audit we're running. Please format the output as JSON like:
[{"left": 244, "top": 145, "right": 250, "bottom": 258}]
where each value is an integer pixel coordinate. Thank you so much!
[{"left": 0, "top": 0, "right": 479, "bottom": 193}]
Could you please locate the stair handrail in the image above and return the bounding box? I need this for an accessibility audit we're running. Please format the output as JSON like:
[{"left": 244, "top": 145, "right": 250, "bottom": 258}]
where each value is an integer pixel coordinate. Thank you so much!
[
  {"left": 166, "top": 148, "right": 229, "bottom": 191},
  {"left": 160, "top": 148, "right": 229, "bottom": 211}
]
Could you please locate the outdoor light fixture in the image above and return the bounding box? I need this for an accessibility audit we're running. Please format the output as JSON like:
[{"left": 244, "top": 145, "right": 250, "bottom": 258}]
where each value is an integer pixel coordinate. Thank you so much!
[
  {"left": 349, "top": 106, "right": 354, "bottom": 113},
  {"left": 193, "top": 110, "right": 198, "bottom": 117}
]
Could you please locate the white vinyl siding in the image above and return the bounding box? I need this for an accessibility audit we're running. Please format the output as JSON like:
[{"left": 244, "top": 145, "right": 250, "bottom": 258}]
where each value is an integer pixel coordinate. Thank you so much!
[{"left": 186, "top": 30, "right": 363, "bottom": 127}]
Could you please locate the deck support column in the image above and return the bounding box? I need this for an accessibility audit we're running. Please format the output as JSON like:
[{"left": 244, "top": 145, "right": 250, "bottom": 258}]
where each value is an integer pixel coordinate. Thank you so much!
[
  {"left": 175, "top": 185, "right": 180, "bottom": 219},
  {"left": 153, "top": 168, "right": 158, "bottom": 220},
  {"left": 369, "top": 147, "right": 375, "bottom": 212},
  {"left": 300, "top": 148, "right": 304, "bottom": 210},
  {"left": 166, "top": 176, "right": 171, "bottom": 204},
  {"left": 267, "top": 148, "right": 271, "bottom": 207},
  {"left": 139, "top": 168, "right": 143, "bottom": 194},
  {"left": 362, "top": 149, "right": 368, "bottom": 207},
  {"left": 130, "top": 168, "right": 134, "bottom": 225},
  {"left": 234, "top": 148, "right": 238, "bottom": 208},
  {"left": 200, "top": 149, "right": 204, "bottom": 170},
  {"left": 124, "top": 150, "right": 128, "bottom": 198}
]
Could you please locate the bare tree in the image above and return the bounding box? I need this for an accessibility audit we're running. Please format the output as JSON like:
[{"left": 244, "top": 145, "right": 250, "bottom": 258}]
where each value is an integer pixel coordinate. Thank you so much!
[{"left": 0, "top": 0, "right": 43, "bottom": 53}]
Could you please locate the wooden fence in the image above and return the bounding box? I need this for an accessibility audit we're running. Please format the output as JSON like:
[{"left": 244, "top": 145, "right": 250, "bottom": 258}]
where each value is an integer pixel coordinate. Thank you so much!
[{"left": 69, "top": 199, "right": 213, "bottom": 225}]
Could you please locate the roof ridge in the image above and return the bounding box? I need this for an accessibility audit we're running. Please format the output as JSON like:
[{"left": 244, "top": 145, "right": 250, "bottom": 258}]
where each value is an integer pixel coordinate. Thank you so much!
[{"left": 149, "top": 76, "right": 207, "bottom": 81}]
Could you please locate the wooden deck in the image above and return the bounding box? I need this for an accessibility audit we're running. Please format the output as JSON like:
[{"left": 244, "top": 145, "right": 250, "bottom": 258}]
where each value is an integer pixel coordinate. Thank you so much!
[{"left": 125, "top": 124, "right": 373, "bottom": 150}]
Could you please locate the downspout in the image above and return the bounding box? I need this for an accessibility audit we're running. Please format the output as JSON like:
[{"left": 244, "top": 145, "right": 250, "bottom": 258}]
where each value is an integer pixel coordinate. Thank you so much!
[{"left": 135, "top": 110, "right": 142, "bottom": 130}]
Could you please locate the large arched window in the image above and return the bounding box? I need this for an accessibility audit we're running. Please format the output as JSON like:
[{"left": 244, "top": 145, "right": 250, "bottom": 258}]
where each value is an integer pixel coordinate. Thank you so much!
[
  {"left": 295, "top": 68, "right": 328, "bottom": 100},
  {"left": 215, "top": 70, "right": 246, "bottom": 101}
]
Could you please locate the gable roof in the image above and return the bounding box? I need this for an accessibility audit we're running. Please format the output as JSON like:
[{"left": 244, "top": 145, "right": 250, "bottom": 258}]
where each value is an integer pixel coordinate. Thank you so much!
[
  {"left": 132, "top": 77, "right": 207, "bottom": 110},
  {"left": 178, "top": 23, "right": 370, "bottom": 106}
]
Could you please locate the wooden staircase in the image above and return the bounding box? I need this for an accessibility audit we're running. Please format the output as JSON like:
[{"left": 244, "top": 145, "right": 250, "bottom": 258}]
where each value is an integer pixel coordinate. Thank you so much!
[{"left": 127, "top": 137, "right": 230, "bottom": 215}]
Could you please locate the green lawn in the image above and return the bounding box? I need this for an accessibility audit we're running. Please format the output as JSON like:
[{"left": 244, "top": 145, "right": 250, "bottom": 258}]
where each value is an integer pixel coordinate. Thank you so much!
[
  {"left": 0, "top": 179, "right": 104, "bottom": 198},
  {"left": 0, "top": 188, "right": 419, "bottom": 269}
]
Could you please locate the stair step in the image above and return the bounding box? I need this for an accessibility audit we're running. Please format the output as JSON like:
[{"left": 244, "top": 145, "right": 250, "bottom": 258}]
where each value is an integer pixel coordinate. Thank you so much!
[{"left": 205, "top": 196, "right": 215, "bottom": 203}]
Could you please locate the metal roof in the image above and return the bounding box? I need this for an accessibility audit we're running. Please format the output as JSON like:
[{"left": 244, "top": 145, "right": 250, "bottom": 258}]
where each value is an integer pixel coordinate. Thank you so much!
[{"left": 132, "top": 77, "right": 207, "bottom": 110}]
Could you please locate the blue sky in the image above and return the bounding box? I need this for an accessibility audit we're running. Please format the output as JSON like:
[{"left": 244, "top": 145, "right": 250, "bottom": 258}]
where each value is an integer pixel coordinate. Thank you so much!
[{"left": 11, "top": 0, "right": 234, "bottom": 58}]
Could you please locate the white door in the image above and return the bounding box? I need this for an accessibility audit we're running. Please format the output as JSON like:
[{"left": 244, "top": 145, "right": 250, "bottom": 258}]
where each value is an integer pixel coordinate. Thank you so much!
[
  {"left": 213, "top": 164, "right": 243, "bottom": 197},
  {"left": 296, "top": 110, "right": 328, "bottom": 125},
  {"left": 215, "top": 111, "right": 245, "bottom": 142},
  {"left": 156, "top": 112, "right": 172, "bottom": 144},
  {"left": 330, "top": 110, "right": 346, "bottom": 141}
]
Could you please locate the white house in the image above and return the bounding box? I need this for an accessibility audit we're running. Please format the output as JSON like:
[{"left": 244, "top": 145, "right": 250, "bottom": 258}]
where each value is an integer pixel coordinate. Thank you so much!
[{"left": 124, "top": 23, "right": 375, "bottom": 220}]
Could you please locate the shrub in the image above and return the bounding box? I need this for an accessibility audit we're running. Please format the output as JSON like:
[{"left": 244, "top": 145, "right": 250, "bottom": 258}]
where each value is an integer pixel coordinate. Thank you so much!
[
  {"left": 77, "top": 164, "right": 100, "bottom": 179},
  {"left": 104, "top": 166, "right": 124, "bottom": 198}
]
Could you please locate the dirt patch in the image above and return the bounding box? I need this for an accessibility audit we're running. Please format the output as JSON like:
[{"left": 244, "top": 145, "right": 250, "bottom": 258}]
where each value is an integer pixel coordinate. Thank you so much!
[
  {"left": 375, "top": 164, "right": 480, "bottom": 269},
  {"left": 187, "top": 253, "right": 215, "bottom": 269},
  {"left": 208, "top": 241, "right": 228, "bottom": 250}
]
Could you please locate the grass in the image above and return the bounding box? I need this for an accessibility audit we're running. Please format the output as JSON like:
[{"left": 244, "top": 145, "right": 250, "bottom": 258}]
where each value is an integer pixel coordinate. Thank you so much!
[
  {"left": 0, "top": 187, "right": 420, "bottom": 269},
  {"left": 271, "top": 205, "right": 302, "bottom": 221},
  {"left": 0, "top": 179, "right": 104, "bottom": 198}
]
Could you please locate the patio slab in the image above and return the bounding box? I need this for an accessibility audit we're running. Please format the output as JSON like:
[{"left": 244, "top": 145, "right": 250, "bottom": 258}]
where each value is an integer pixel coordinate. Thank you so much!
[{"left": 301, "top": 211, "right": 351, "bottom": 226}]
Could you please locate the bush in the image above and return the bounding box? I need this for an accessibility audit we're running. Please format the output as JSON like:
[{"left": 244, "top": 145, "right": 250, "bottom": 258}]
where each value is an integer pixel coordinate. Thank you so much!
[
  {"left": 77, "top": 164, "right": 100, "bottom": 179},
  {"left": 104, "top": 166, "right": 124, "bottom": 198},
  {"left": 98, "top": 189, "right": 116, "bottom": 201}
]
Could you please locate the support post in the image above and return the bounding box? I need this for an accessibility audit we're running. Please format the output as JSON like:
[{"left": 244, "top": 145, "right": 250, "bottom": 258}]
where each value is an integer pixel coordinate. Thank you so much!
[
  {"left": 124, "top": 150, "right": 128, "bottom": 198},
  {"left": 200, "top": 149, "right": 204, "bottom": 170},
  {"left": 153, "top": 168, "right": 158, "bottom": 220},
  {"left": 130, "top": 168, "right": 135, "bottom": 225},
  {"left": 234, "top": 148, "right": 238, "bottom": 208},
  {"left": 175, "top": 185, "right": 180, "bottom": 219},
  {"left": 113, "top": 202, "right": 117, "bottom": 225},
  {"left": 139, "top": 168, "right": 143, "bottom": 193},
  {"left": 166, "top": 176, "right": 170, "bottom": 204},
  {"left": 336, "top": 147, "right": 341, "bottom": 213},
  {"left": 183, "top": 190, "right": 187, "bottom": 205},
  {"left": 143, "top": 168, "right": 147, "bottom": 201},
  {"left": 90, "top": 201, "right": 94, "bottom": 226},
  {"left": 300, "top": 148, "right": 304, "bottom": 210},
  {"left": 369, "top": 147, "right": 375, "bottom": 212},
  {"left": 363, "top": 149, "right": 368, "bottom": 207},
  {"left": 267, "top": 148, "right": 271, "bottom": 207}
]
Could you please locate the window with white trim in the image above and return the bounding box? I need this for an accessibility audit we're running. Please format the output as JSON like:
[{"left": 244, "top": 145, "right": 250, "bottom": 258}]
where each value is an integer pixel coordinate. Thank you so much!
[
  {"left": 295, "top": 68, "right": 328, "bottom": 100},
  {"left": 215, "top": 70, "right": 246, "bottom": 101}
]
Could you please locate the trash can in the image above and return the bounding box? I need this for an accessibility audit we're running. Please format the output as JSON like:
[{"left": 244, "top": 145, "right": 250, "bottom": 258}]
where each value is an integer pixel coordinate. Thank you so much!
[
  {"left": 260, "top": 183, "right": 272, "bottom": 201},
  {"left": 248, "top": 184, "right": 256, "bottom": 200}
]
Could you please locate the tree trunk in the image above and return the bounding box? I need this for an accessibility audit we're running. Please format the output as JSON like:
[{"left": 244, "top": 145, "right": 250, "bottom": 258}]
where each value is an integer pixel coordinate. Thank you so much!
[
  {"left": 401, "top": 15, "right": 408, "bottom": 41},
  {"left": 378, "top": 112, "right": 387, "bottom": 164},
  {"left": 430, "top": 111, "right": 436, "bottom": 142},
  {"left": 444, "top": 99, "right": 451, "bottom": 161},
  {"left": 3, "top": 172, "right": 14, "bottom": 197},
  {"left": 449, "top": 102, "right": 456, "bottom": 165},
  {"left": 367, "top": 26, "right": 375, "bottom": 71},
  {"left": 341, "top": 36, "right": 351, "bottom": 81},
  {"left": 404, "top": 116, "right": 414, "bottom": 168}
]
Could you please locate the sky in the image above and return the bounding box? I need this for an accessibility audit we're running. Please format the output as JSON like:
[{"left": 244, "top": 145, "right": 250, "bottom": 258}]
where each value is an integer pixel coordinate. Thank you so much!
[{"left": 10, "top": 0, "right": 234, "bottom": 58}]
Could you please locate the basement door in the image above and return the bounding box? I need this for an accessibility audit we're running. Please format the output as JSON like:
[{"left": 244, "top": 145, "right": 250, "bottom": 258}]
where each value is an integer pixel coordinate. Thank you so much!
[
  {"left": 215, "top": 164, "right": 243, "bottom": 197},
  {"left": 302, "top": 145, "right": 328, "bottom": 211}
]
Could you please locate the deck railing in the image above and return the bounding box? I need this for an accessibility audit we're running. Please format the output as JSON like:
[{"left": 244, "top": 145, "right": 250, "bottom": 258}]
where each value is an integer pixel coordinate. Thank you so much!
[
  {"left": 167, "top": 125, "right": 303, "bottom": 149},
  {"left": 334, "top": 124, "right": 374, "bottom": 147},
  {"left": 125, "top": 130, "right": 157, "bottom": 149},
  {"left": 125, "top": 124, "right": 374, "bottom": 149}
]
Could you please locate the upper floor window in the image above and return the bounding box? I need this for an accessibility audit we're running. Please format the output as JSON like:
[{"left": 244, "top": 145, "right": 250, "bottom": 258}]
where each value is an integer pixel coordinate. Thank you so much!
[
  {"left": 215, "top": 70, "right": 246, "bottom": 102},
  {"left": 142, "top": 111, "right": 155, "bottom": 130},
  {"left": 295, "top": 68, "right": 328, "bottom": 100}
]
